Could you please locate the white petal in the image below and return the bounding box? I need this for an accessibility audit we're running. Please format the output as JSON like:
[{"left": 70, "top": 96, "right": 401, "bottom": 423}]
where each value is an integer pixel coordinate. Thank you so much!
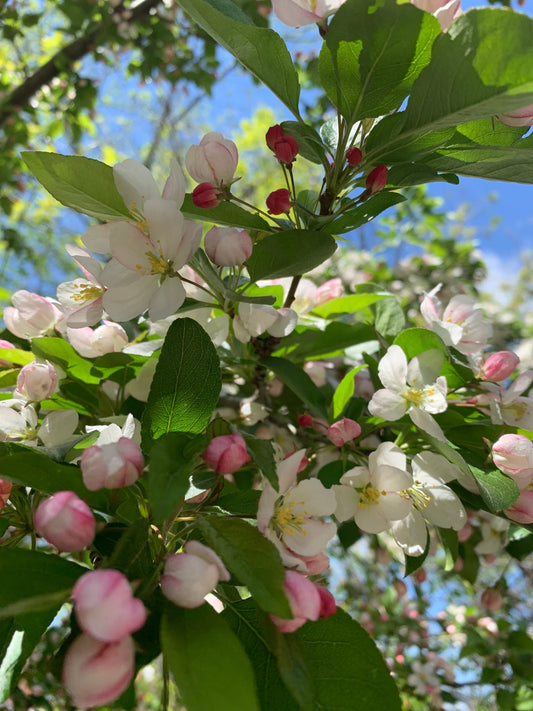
[
  {"left": 162, "top": 159, "right": 186, "bottom": 207},
  {"left": 144, "top": 198, "right": 185, "bottom": 259},
  {"left": 407, "top": 349, "right": 443, "bottom": 387},
  {"left": 113, "top": 159, "right": 159, "bottom": 212},
  {"left": 148, "top": 278, "right": 186, "bottom": 322},
  {"left": 368, "top": 389, "right": 407, "bottom": 420},
  {"left": 372, "top": 442, "right": 407, "bottom": 471},
  {"left": 333, "top": 484, "right": 359, "bottom": 522},
  {"left": 408, "top": 408, "right": 446, "bottom": 440},
  {"left": 378, "top": 345, "right": 407, "bottom": 391},
  {"left": 412, "top": 451, "right": 460, "bottom": 484},
  {"left": 283, "top": 519, "right": 336, "bottom": 556},
  {"left": 290, "top": 478, "right": 337, "bottom": 516},
  {"left": 390, "top": 511, "right": 428, "bottom": 556}
]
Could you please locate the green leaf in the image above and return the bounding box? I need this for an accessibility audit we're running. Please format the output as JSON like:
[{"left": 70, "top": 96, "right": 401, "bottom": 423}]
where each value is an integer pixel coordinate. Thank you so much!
[
  {"left": 320, "top": 0, "right": 440, "bottom": 121},
  {"left": 161, "top": 601, "right": 260, "bottom": 711},
  {"left": 470, "top": 466, "right": 520, "bottom": 513},
  {"left": 332, "top": 366, "right": 367, "bottom": 420},
  {"left": 181, "top": 194, "right": 270, "bottom": 230},
  {"left": 393, "top": 327, "right": 448, "bottom": 359},
  {"left": 324, "top": 192, "right": 406, "bottom": 234},
  {"left": 241, "top": 434, "right": 279, "bottom": 490},
  {"left": 404, "top": 529, "right": 430, "bottom": 576},
  {"left": 280, "top": 121, "right": 326, "bottom": 165},
  {"left": 262, "top": 356, "right": 328, "bottom": 420},
  {"left": 276, "top": 322, "right": 375, "bottom": 360},
  {"left": 21, "top": 152, "right": 129, "bottom": 221},
  {"left": 439, "top": 528, "right": 459, "bottom": 571},
  {"left": 224, "top": 600, "right": 401, "bottom": 711},
  {"left": 312, "top": 293, "right": 389, "bottom": 319},
  {"left": 141, "top": 318, "right": 221, "bottom": 451},
  {"left": 31, "top": 337, "right": 101, "bottom": 384},
  {"left": 506, "top": 532, "right": 533, "bottom": 561},
  {"left": 247, "top": 230, "right": 337, "bottom": 281},
  {"left": 147, "top": 432, "right": 202, "bottom": 523},
  {"left": 0, "top": 348, "right": 33, "bottom": 366},
  {"left": 101, "top": 520, "right": 154, "bottom": 581},
  {"left": 197, "top": 515, "right": 291, "bottom": 617},
  {"left": 374, "top": 297, "right": 406, "bottom": 341},
  {"left": 178, "top": 0, "right": 301, "bottom": 118}
]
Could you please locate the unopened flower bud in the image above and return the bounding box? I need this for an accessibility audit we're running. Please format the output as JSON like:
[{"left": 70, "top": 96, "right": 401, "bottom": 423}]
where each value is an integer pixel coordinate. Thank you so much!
[
  {"left": 480, "top": 351, "right": 519, "bottom": 381},
  {"left": 346, "top": 147, "right": 363, "bottom": 166},
  {"left": 73, "top": 570, "right": 147, "bottom": 642},
  {"left": 266, "top": 188, "right": 292, "bottom": 214},
  {"left": 270, "top": 571, "right": 335, "bottom": 634},
  {"left": 81, "top": 437, "right": 144, "bottom": 490},
  {"left": 185, "top": 132, "right": 238, "bottom": 186},
  {"left": 492, "top": 434, "right": 533, "bottom": 488},
  {"left": 365, "top": 164, "right": 388, "bottom": 194},
  {"left": 4, "top": 290, "right": 60, "bottom": 339},
  {"left": 0, "top": 478, "right": 12, "bottom": 509},
  {"left": 16, "top": 360, "right": 57, "bottom": 401},
  {"left": 192, "top": 182, "right": 220, "bottom": 209},
  {"left": 62, "top": 634, "right": 135, "bottom": 709},
  {"left": 505, "top": 489, "right": 533, "bottom": 524},
  {"left": 204, "top": 226, "right": 253, "bottom": 267},
  {"left": 274, "top": 135, "right": 299, "bottom": 164},
  {"left": 0, "top": 340, "right": 15, "bottom": 367},
  {"left": 480, "top": 588, "right": 502, "bottom": 612},
  {"left": 203, "top": 433, "right": 251, "bottom": 475},
  {"left": 327, "top": 417, "right": 361, "bottom": 446},
  {"left": 34, "top": 491, "right": 95, "bottom": 552},
  {"left": 297, "top": 414, "right": 314, "bottom": 428},
  {"left": 266, "top": 124, "right": 285, "bottom": 151},
  {"left": 496, "top": 103, "right": 533, "bottom": 128},
  {"left": 161, "top": 540, "right": 230, "bottom": 608}
]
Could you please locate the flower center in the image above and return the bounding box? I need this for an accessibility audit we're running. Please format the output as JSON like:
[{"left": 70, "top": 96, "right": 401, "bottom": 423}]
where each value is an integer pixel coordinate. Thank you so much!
[
  {"left": 272, "top": 496, "right": 307, "bottom": 536},
  {"left": 358, "top": 484, "right": 382, "bottom": 508},
  {"left": 407, "top": 484, "right": 432, "bottom": 511},
  {"left": 71, "top": 282, "right": 104, "bottom": 304},
  {"left": 129, "top": 200, "right": 148, "bottom": 232}
]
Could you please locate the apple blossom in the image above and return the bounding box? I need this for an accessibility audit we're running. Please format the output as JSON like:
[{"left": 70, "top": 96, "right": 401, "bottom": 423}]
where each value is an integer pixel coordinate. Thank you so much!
[
  {"left": 233, "top": 302, "right": 297, "bottom": 342},
  {"left": 15, "top": 360, "right": 58, "bottom": 402},
  {"left": 86, "top": 413, "right": 141, "bottom": 447},
  {"left": 0, "top": 401, "right": 39, "bottom": 443},
  {"left": 315, "top": 278, "right": 344, "bottom": 304},
  {"left": 62, "top": 633, "right": 135, "bottom": 709},
  {"left": 505, "top": 489, "right": 533, "bottom": 524},
  {"left": 474, "top": 514, "right": 509, "bottom": 555},
  {"left": 368, "top": 345, "right": 448, "bottom": 436},
  {"left": 496, "top": 103, "right": 533, "bottom": 128},
  {"left": 4, "top": 290, "right": 62, "bottom": 339},
  {"left": 192, "top": 181, "right": 220, "bottom": 208},
  {"left": 202, "top": 433, "right": 251, "bottom": 475},
  {"left": 266, "top": 188, "right": 292, "bottom": 214},
  {"left": 421, "top": 289, "right": 492, "bottom": 355},
  {"left": 489, "top": 371, "right": 533, "bottom": 431},
  {"left": 67, "top": 321, "right": 129, "bottom": 358},
  {"left": 492, "top": 433, "right": 533, "bottom": 488},
  {"left": 56, "top": 245, "right": 106, "bottom": 327},
  {"left": 72, "top": 569, "right": 147, "bottom": 642},
  {"left": 114, "top": 157, "right": 186, "bottom": 214},
  {"left": 80, "top": 437, "right": 144, "bottom": 490},
  {"left": 410, "top": 0, "right": 461, "bottom": 31},
  {"left": 185, "top": 132, "right": 238, "bottom": 186},
  {"left": 479, "top": 351, "right": 519, "bottom": 382},
  {"left": 204, "top": 226, "right": 253, "bottom": 267},
  {"left": 327, "top": 417, "right": 361, "bottom": 446},
  {"left": 161, "top": 540, "right": 230, "bottom": 608},
  {"left": 271, "top": 0, "right": 346, "bottom": 27},
  {"left": 34, "top": 491, "right": 95, "bottom": 552},
  {"left": 0, "top": 478, "right": 12, "bottom": 509},
  {"left": 270, "top": 570, "right": 336, "bottom": 634},
  {"left": 257, "top": 449, "right": 337, "bottom": 572}
]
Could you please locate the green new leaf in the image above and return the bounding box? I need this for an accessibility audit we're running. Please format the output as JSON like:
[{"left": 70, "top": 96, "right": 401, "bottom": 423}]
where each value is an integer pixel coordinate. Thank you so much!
[
  {"left": 312, "top": 293, "right": 389, "bottom": 319},
  {"left": 323, "top": 192, "right": 406, "bottom": 234},
  {"left": 0, "top": 348, "right": 33, "bottom": 366},
  {"left": 332, "top": 365, "right": 367, "bottom": 420},
  {"left": 179, "top": 0, "right": 301, "bottom": 118},
  {"left": 470, "top": 466, "right": 520, "bottom": 513},
  {"left": 280, "top": 121, "right": 327, "bottom": 165},
  {"left": 320, "top": 0, "right": 440, "bottom": 121},
  {"left": 161, "top": 601, "right": 260, "bottom": 711},
  {"left": 247, "top": 230, "right": 337, "bottom": 281},
  {"left": 181, "top": 194, "right": 270, "bottom": 231},
  {"left": 374, "top": 297, "right": 406, "bottom": 341},
  {"left": 197, "top": 515, "right": 291, "bottom": 617},
  {"left": 21, "top": 152, "right": 129, "bottom": 221},
  {"left": 241, "top": 433, "right": 279, "bottom": 490},
  {"left": 393, "top": 328, "right": 448, "bottom": 359},
  {"left": 506, "top": 533, "right": 533, "bottom": 561},
  {"left": 263, "top": 356, "right": 328, "bottom": 420},
  {"left": 141, "top": 318, "right": 221, "bottom": 452}
]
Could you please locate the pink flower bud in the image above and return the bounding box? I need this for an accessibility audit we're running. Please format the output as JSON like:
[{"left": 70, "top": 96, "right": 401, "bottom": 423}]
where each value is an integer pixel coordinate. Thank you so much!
[
  {"left": 316, "top": 585, "right": 337, "bottom": 619},
  {"left": 72, "top": 570, "right": 147, "bottom": 642},
  {"left": 192, "top": 182, "right": 220, "bottom": 209},
  {"left": 0, "top": 478, "right": 12, "bottom": 509},
  {"left": 161, "top": 540, "right": 230, "bottom": 608},
  {"left": 204, "top": 227, "right": 253, "bottom": 267},
  {"left": 202, "top": 433, "right": 251, "bottom": 475},
  {"left": 0, "top": 340, "right": 15, "bottom": 367},
  {"left": 34, "top": 491, "right": 95, "bottom": 552},
  {"left": 185, "top": 132, "right": 238, "bottom": 186},
  {"left": 480, "top": 588, "right": 502, "bottom": 612},
  {"left": 271, "top": 0, "right": 345, "bottom": 27},
  {"left": 270, "top": 571, "right": 334, "bottom": 634},
  {"left": 81, "top": 437, "right": 144, "bottom": 491},
  {"left": 315, "top": 278, "right": 344, "bottom": 304},
  {"left": 505, "top": 489, "right": 533, "bottom": 524},
  {"left": 327, "top": 417, "right": 361, "bottom": 446},
  {"left": 365, "top": 164, "right": 388, "bottom": 194},
  {"left": 62, "top": 633, "right": 135, "bottom": 709},
  {"left": 480, "top": 351, "right": 520, "bottom": 381},
  {"left": 297, "top": 414, "right": 314, "bottom": 428},
  {"left": 4, "top": 290, "right": 60, "bottom": 339},
  {"left": 266, "top": 188, "right": 292, "bottom": 214},
  {"left": 67, "top": 321, "right": 128, "bottom": 359},
  {"left": 266, "top": 124, "right": 285, "bottom": 151},
  {"left": 274, "top": 135, "right": 299, "bottom": 164},
  {"left": 15, "top": 360, "right": 58, "bottom": 401},
  {"left": 346, "top": 147, "right": 363, "bottom": 166},
  {"left": 492, "top": 434, "right": 533, "bottom": 488},
  {"left": 496, "top": 103, "right": 533, "bottom": 128}
]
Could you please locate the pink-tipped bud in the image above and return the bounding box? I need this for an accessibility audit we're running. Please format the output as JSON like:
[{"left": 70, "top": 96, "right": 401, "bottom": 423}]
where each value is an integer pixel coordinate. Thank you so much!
[
  {"left": 365, "top": 164, "right": 388, "bottom": 194},
  {"left": 315, "top": 278, "right": 344, "bottom": 304},
  {"left": 496, "top": 104, "right": 533, "bottom": 128},
  {"left": 192, "top": 182, "right": 220, "bottom": 209},
  {"left": 80, "top": 437, "right": 144, "bottom": 491},
  {"left": 316, "top": 585, "right": 337, "bottom": 619},
  {"left": 327, "top": 417, "right": 361, "bottom": 446},
  {"left": 34, "top": 491, "right": 95, "bottom": 552},
  {"left": 0, "top": 340, "right": 15, "bottom": 367},
  {"left": 266, "top": 124, "right": 285, "bottom": 151},
  {"left": 297, "top": 414, "right": 314, "bottom": 429},
  {"left": 62, "top": 634, "right": 135, "bottom": 709},
  {"left": 274, "top": 135, "right": 299, "bottom": 164},
  {"left": 480, "top": 588, "right": 502, "bottom": 612},
  {"left": 0, "top": 478, "right": 12, "bottom": 509},
  {"left": 480, "top": 351, "right": 520, "bottom": 381},
  {"left": 4, "top": 290, "right": 60, "bottom": 339},
  {"left": 492, "top": 434, "right": 533, "bottom": 489},
  {"left": 185, "top": 132, "right": 238, "bottom": 186},
  {"left": 270, "top": 571, "right": 334, "bottom": 634},
  {"left": 202, "top": 433, "right": 251, "bottom": 475},
  {"left": 160, "top": 540, "right": 231, "bottom": 609},
  {"left": 204, "top": 226, "right": 253, "bottom": 267},
  {"left": 15, "top": 360, "right": 57, "bottom": 401},
  {"left": 266, "top": 188, "right": 292, "bottom": 214},
  {"left": 72, "top": 570, "right": 147, "bottom": 642},
  {"left": 346, "top": 147, "right": 363, "bottom": 166},
  {"left": 505, "top": 489, "right": 533, "bottom": 524}
]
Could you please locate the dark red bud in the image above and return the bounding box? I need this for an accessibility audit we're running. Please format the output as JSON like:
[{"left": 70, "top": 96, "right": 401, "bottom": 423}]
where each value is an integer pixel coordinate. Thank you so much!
[
  {"left": 297, "top": 414, "right": 314, "bottom": 428},
  {"left": 274, "top": 135, "right": 299, "bottom": 164},
  {"left": 266, "top": 124, "right": 285, "bottom": 151},
  {"left": 365, "top": 164, "right": 388, "bottom": 194},
  {"left": 266, "top": 188, "right": 292, "bottom": 214},
  {"left": 346, "top": 147, "right": 363, "bottom": 166},
  {"left": 192, "top": 182, "right": 220, "bottom": 209}
]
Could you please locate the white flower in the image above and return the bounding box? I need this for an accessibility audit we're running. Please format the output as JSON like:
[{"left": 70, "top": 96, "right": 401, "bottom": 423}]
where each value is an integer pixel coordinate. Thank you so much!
[
  {"left": 86, "top": 413, "right": 141, "bottom": 447},
  {"left": 474, "top": 513, "right": 509, "bottom": 555},
  {"left": 491, "top": 371, "right": 533, "bottom": 431},
  {"left": 368, "top": 345, "right": 447, "bottom": 436},
  {"left": 233, "top": 303, "right": 297, "bottom": 343},
  {"left": 57, "top": 246, "right": 106, "bottom": 328},
  {"left": 257, "top": 450, "right": 337, "bottom": 572}
]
